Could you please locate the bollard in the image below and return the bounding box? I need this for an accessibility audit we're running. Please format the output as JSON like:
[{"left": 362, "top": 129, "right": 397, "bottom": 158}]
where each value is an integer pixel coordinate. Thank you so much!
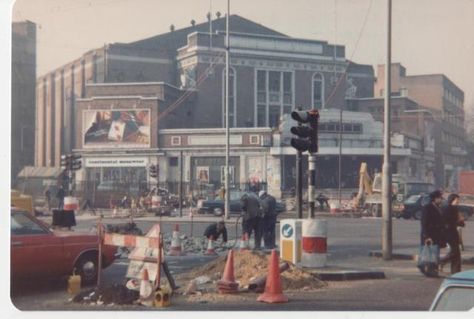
[{"left": 301, "top": 219, "right": 327, "bottom": 268}]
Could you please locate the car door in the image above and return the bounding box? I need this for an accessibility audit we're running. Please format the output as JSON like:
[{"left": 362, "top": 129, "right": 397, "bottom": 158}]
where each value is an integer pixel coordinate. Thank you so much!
[{"left": 11, "top": 212, "right": 65, "bottom": 279}]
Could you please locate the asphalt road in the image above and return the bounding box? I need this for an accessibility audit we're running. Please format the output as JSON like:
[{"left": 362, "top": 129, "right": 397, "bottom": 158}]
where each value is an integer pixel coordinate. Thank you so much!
[{"left": 10, "top": 216, "right": 473, "bottom": 311}]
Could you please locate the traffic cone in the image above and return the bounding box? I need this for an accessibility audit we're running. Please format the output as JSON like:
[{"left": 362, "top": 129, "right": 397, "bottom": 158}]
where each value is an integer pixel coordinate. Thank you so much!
[
  {"left": 217, "top": 250, "right": 238, "bottom": 294},
  {"left": 204, "top": 235, "right": 218, "bottom": 255},
  {"left": 239, "top": 233, "right": 250, "bottom": 251},
  {"left": 257, "top": 250, "right": 288, "bottom": 303},
  {"left": 139, "top": 269, "right": 154, "bottom": 307},
  {"left": 168, "top": 224, "right": 185, "bottom": 256}
]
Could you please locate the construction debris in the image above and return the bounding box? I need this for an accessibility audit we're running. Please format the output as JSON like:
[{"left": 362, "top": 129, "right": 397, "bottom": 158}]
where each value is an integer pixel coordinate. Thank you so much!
[
  {"left": 177, "top": 250, "right": 327, "bottom": 300},
  {"left": 72, "top": 283, "right": 139, "bottom": 306}
]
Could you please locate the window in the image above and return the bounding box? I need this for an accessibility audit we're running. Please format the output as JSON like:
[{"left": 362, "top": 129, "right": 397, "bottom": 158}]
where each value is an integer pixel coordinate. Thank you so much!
[
  {"left": 255, "top": 70, "right": 294, "bottom": 127},
  {"left": 249, "top": 135, "right": 260, "bottom": 145},
  {"left": 433, "top": 286, "right": 474, "bottom": 311},
  {"left": 312, "top": 73, "right": 324, "bottom": 109},
  {"left": 220, "top": 166, "right": 235, "bottom": 184},
  {"left": 169, "top": 157, "right": 178, "bottom": 167},
  {"left": 11, "top": 212, "right": 48, "bottom": 236},
  {"left": 171, "top": 136, "right": 181, "bottom": 146},
  {"left": 222, "top": 67, "right": 236, "bottom": 127}
]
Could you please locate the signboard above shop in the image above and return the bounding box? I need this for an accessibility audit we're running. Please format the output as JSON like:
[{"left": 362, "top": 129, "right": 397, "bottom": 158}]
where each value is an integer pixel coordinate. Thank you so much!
[{"left": 85, "top": 157, "right": 149, "bottom": 168}]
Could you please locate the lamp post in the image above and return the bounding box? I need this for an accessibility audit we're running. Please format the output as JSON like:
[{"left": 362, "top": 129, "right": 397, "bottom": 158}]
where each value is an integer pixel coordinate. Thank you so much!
[
  {"left": 224, "top": 0, "right": 231, "bottom": 220},
  {"left": 382, "top": 0, "right": 393, "bottom": 260}
]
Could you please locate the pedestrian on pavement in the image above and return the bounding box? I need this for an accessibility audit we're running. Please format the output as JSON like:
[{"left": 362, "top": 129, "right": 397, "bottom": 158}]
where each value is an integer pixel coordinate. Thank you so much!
[
  {"left": 44, "top": 188, "right": 52, "bottom": 211},
  {"left": 218, "top": 186, "right": 226, "bottom": 200},
  {"left": 419, "top": 190, "right": 445, "bottom": 276},
  {"left": 56, "top": 186, "right": 66, "bottom": 210},
  {"left": 259, "top": 190, "right": 277, "bottom": 249},
  {"left": 440, "top": 193, "right": 465, "bottom": 274},
  {"left": 204, "top": 221, "right": 228, "bottom": 244},
  {"left": 240, "top": 192, "right": 263, "bottom": 249}
]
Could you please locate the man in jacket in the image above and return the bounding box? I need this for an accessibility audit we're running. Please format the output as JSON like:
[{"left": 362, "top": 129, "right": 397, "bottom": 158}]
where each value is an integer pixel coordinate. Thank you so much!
[
  {"left": 56, "top": 186, "right": 66, "bottom": 210},
  {"left": 259, "top": 190, "right": 277, "bottom": 249},
  {"left": 204, "top": 221, "right": 228, "bottom": 244},
  {"left": 240, "top": 192, "right": 263, "bottom": 249}
]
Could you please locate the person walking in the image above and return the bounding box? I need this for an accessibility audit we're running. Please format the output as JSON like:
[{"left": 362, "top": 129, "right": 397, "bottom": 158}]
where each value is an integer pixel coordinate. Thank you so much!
[
  {"left": 204, "top": 221, "right": 228, "bottom": 244},
  {"left": 56, "top": 186, "right": 66, "bottom": 210},
  {"left": 44, "top": 188, "right": 52, "bottom": 211},
  {"left": 419, "top": 190, "right": 445, "bottom": 276},
  {"left": 440, "top": 194, "right": 465, "bottom": 274},
  {"left": 240, "top": 192, "right": 263, "bottom": 250},
  {"left": 259, "top": 190, "right": 277, "bottom": 249}
]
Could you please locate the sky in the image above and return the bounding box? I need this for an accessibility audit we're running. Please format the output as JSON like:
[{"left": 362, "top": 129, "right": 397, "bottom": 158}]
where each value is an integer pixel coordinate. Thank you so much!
[{"left": 8, "top": 0, "right": 474, "bottom": 106}]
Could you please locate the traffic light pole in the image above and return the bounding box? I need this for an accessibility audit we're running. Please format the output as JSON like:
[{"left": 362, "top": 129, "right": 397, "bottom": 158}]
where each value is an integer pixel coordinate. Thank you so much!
[
  {"left": 296, "top": 150, "right": 303, "bottom": 219},
  {"left": 308, "top": 154, "right": 316, "bottom": 219}
]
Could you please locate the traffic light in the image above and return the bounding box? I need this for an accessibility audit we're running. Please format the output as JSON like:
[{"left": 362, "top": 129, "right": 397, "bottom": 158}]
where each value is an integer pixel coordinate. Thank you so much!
[
  {"left": 71, "top": 154, "right": 82, "bottom": 171},
  {"left": 149, "top": 164, "right": 158, "bottom": 178},
  {"left": 290, "top": 109, "right": 319, "bottom": 153},
  {"left": 60, "top": 154, "right": 69, "bottom": 169}
]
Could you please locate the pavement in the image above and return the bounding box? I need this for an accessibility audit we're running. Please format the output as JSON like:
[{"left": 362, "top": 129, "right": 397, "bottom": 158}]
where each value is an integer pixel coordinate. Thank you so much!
[{"left": 369, "top": 248, "right": 474, "bottom": 264}]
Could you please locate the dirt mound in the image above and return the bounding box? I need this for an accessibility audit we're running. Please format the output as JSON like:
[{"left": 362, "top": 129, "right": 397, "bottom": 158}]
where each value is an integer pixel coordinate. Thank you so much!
[{"left": 177, "top": 250, "right": 326, "bottom": 291}]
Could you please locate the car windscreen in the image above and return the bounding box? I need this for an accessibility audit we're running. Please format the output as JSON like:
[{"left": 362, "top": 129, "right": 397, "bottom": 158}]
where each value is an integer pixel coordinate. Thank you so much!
[
  {"left": 406, "top": 183, "right": 433, "bottom": 196},
  {"left": 11, "top": 212, "right": 49, "bottom": 235},
  {"left": 433, "top": 286, "right": 474, "bottom": 311},
  {"left": 405, "top": 195, "right": 421, "bottom": 204}
]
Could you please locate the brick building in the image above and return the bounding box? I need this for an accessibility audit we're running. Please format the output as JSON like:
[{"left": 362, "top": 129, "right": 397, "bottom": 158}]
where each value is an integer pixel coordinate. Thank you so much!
[{"left": 12, "top": 21, "right": 36, "bottom": 183}]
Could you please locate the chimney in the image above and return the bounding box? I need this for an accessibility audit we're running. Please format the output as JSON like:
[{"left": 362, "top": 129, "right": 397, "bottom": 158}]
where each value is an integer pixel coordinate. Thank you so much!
[
  {"left": 169, "top": 24, "right": 175, "bottom": 32},
  {"left": 190, "top": 19, "right": 196, "bottom": 26}
]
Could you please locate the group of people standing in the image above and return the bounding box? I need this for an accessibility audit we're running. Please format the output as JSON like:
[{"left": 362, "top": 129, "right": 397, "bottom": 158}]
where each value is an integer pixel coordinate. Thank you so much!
[
  {"left": 420, "top": 190, "right": 466, "bottom": 275},
  {"left": 240, "top": 190, "right": 277, "bottom": 250}
]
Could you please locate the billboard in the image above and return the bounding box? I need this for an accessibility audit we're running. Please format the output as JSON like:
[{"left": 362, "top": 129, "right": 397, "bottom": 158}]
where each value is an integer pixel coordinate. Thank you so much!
[{"left": 83, "top": 109, "right": 150, "bottom": 148}]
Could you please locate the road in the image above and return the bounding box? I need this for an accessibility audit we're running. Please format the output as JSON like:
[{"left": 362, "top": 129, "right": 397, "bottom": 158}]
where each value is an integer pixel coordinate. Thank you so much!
[{"left": 10, "top": 215, "right": 473, "bottom": 311}]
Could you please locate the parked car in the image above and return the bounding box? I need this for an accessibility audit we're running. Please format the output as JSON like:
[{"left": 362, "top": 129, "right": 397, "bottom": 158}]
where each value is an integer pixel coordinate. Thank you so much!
[
  {"left": 10, "top": 208, "right": 117, "bottom": 284},
  {"left": 400, "top": 195, "right": 473, "bottom": 220},
  {"left": 197, "top": 190, "right": 286, "bottom": 216},
  {"left": 429, "top": 270, "right": 474, "bottom": 311}
]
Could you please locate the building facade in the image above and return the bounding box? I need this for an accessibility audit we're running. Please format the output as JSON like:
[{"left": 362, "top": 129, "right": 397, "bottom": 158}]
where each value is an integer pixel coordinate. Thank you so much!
[
  {"left": 12, "top": 20, "right": 36, "bottom": 183},
  {"left": 373, "top": 63, "right": 467, "bottom": 189}
]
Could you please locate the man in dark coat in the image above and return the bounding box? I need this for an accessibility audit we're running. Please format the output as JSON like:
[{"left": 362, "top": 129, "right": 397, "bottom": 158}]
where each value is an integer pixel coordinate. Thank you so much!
[
  {"left": 421, "top": 190, "right": 445, "bottom": 247},
  {"left": 440, "top": 193, "right": 464, "bottom": 274},
  {"left": 259, "top": 190, "right": 277, "bottom": 249},
  {"left": 56, "top": 186, "right": 66, "bottom": 210},
  {"left": 240, "top": 193, "right": 263, "bottom": 249},
  {"left": 204, "top": 221, "right": 228, "bottom": 243}
]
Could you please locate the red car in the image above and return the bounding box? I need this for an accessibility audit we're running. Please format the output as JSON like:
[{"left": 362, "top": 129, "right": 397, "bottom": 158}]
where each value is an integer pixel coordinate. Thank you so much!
[{"left": 10, "top": 209, "right": 117, "bottom": 284}]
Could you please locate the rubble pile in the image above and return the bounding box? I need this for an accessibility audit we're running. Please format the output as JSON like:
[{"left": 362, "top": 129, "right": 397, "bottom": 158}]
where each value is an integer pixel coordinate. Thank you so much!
[
  {"left": 177, "top": 250, "right": 326, "bottom": 292},
  {"left": 72, "top": 283, "right": 139, "bottom": 306},
  {"left": 162, "top": 234, "right": 237, "bottom": 254}
]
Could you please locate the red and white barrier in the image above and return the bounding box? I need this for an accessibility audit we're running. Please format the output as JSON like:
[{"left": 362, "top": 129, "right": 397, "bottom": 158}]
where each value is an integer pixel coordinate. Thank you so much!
[
  {"left": 64, "top": 196, "right": 79, "bottom": 211},
  {"left": 168, "top": 224, "right": 185, "bottom": 256},
  {"left": 301, "top": 219, "right": 327, "bottom": 268},
  {"left": 103, "top": 233, "right": 159, "bottom": 249}
]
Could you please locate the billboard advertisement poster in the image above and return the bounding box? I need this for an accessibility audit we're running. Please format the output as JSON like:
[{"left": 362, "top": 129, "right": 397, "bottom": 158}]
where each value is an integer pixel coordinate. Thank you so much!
[
  {"left": 83, "top": 109, "right": 150, "bottom": 148},
  {"left": 196, "top": 166, "right": 210, "bottom": 183}
]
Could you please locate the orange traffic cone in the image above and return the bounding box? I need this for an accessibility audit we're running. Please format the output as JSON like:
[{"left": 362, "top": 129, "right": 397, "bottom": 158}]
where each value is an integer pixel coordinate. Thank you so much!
[
  {"left": 239, "top": 233, "right": 250, "bottom": 251},
  {"left": 257, "top": 249, "right": 288, "bottom": 303},
  {"left": 204, "top": 235, "right": 218, "bottom": 255},
  {"left": 168, "top": 224, "right": 185, "bottom": 256},
  {"left": 217, "top": 250, "right": 238, "bottom": 294},
  {"left": 139, "top": 269, "right": 154, "bottom": 306}
]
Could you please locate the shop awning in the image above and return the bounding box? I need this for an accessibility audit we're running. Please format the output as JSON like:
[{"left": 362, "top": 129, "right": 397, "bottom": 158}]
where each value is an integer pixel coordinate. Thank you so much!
[{"left": 17, "top": 166, "right": 64, "bottom": 179}]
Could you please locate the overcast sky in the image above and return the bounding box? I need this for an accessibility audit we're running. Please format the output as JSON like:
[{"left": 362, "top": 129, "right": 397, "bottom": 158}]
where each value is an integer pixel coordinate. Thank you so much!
[{"left": 9, "top": 0, "right": 474, "bottom": 107}]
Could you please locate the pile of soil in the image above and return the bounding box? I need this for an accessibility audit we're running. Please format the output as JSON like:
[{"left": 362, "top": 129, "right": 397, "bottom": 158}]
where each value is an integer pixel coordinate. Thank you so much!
[{"left": 177, "top": 250, "right": 326, "bottom": 291}]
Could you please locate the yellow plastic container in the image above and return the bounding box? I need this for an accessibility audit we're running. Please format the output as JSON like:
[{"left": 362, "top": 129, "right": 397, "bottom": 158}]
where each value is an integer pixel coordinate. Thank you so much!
[
  {"left": 154, "top": 288, "right": 171, "bottom": 307},
  {"left": 67, "top": 274, "right": 81, "bottom": 296}
]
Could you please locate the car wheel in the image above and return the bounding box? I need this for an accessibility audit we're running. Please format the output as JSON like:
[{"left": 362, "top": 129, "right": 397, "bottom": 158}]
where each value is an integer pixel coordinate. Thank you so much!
[
  {"left": 401, "top": 212, "right": 411, "bottom": 220},
  {"left": 371, "top": 204, "right": 381, "bottom": 217},
  {"left": 213, "top": 207, "right": 224, "bottom": 216},
  {"left": 75, "top": 253, "right": 98, "bottom": 285},
  {"left": 413, "top": 210, "right": 423, "bottom": 220}
]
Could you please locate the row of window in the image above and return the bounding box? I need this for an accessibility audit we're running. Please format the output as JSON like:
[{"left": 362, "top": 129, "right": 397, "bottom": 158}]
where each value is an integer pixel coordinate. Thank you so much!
[
  {"left": 443, "top": 109, "right": 463, "bottom": 128},
  {"left": 319, "top": 122, "right": 363, "bottom": 134},
  {"left": 222, "top": 69, "right": 326, "bottom": 128},
  {"left": 441, "top": 131, "right": 463, "bottom": 148},
  {"left": 444, "top": 89, "right": 463, "bottom": 108}
]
